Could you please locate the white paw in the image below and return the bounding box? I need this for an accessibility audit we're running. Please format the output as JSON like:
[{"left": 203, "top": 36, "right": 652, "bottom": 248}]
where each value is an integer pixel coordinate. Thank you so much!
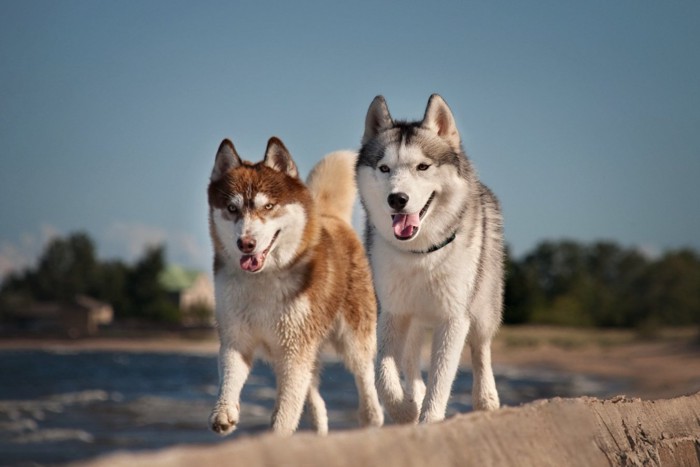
[
  {"left": 473, "top": 394, "right": 500, "bottom": 411},
  {"left": 209, "top": 402, "right": 240, "bottom": 436},
  {"left": 419, "top": 409, "right": 445, "bottom": 424}
]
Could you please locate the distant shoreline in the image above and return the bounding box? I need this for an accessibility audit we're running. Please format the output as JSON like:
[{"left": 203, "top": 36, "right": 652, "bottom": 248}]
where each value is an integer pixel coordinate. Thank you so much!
[
  {"left": 1, "top": 325, "right": 698, "bottom": 400},
  {"left": 0, "top": 334, "right": 220, "bottom": 354}
]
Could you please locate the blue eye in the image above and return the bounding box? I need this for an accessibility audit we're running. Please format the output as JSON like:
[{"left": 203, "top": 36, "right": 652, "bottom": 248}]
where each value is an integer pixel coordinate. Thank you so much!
[{"left": 227, "top": 204, "right": 238, "bottom": 213}]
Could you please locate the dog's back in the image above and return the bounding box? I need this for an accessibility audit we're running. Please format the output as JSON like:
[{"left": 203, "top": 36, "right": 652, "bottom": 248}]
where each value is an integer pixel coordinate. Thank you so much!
[
  {"left": 305, "top": 150, "right": 378, "bottom": 342},
  {"left": 293, "top": 148, "right": 384, "bottom": 431}
]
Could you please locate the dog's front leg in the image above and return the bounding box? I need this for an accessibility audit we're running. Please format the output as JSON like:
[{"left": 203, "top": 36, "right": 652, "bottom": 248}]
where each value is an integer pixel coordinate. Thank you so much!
[
  {"left": 271, "top": 354, "right": 314, "bottom": 435},
  {"left": 420, "top": 317, "right": 470, "bottom": 423},
  {"left": 210, "top": 343, "right": 253, "bottom": 435}
]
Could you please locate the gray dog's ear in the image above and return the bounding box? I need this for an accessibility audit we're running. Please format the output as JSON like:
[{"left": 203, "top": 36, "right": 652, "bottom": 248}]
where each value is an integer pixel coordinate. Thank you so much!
[
  {"left": 263, "top": 137, "right": 298, "bottom": 178},
  {"left": 211, "top": 139, "right": 242, "bottom": 181},
  {"left": 362, "top": 95, "right": 394, "bottom": 145},
  {"left": 421, "top": 94, "right": 461, "bottom": 149}
]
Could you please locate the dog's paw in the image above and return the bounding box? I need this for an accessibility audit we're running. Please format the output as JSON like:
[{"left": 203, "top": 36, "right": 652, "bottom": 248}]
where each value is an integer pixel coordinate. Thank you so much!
[
  {"left": 385, "top": 398, "right": 420, "bottom": 424},
  {"left": 418, "top": 409, "right": 445, "bottom": 424},
  {"left": 361, "top": 405, "right": 385, "bottom": 428},
  {"left": 209, "top": 402, "right": 240, "bottom": 436},
  {"left": 473, "top": 394, "right": 500, "bottom": 411}
]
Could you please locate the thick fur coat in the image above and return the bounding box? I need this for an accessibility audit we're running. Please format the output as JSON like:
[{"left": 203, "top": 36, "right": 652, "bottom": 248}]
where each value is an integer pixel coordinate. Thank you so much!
[
  {"left": 208, "top": 137, "right": 383, "bottom": 435},
  {"left": 357, "top": 94, "right": 504, "bottom": 423}
]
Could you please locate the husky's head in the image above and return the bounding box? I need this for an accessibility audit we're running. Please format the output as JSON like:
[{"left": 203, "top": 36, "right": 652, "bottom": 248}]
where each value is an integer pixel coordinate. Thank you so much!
[
  {"left": 357, "top": 94, "right": 476, "bottom": 251},
  {"left": 208, "top": 137, "right": 311, "bottom": 274}
]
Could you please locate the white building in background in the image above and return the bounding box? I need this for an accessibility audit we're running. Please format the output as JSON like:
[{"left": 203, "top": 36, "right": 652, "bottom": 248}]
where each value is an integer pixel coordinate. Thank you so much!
[{"left": 159, "top": 265, "right": 215, "bottom": 326}]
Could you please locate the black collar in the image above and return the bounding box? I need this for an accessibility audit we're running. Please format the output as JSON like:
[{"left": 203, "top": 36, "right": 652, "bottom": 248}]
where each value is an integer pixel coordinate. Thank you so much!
[{"left": 410, "top": 231, "right": 457, "bottom": 254}]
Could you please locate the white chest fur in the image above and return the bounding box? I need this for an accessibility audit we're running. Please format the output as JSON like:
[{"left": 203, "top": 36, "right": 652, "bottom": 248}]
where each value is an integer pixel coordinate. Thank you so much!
[
  {"left": 214, "top": 265, "right": 310, "bottom": 357},
  {"left": 370, "top": 230, "right": 481, "bottom": 324}
]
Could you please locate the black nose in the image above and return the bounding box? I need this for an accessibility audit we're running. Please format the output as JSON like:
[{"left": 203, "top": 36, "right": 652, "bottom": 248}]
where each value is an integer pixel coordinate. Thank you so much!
[
  {"left": 387, "top": 192, "right": 409, "bottom": 211},
  {"left": 237, "top": 236, "right": 256, "bottom": 254}
]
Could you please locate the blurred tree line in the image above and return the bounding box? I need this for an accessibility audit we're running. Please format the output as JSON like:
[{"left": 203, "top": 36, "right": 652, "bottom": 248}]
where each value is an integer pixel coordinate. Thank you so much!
[
  {"left": 0, "top": 232, "right": 182, "bottom": 323},
  {"left": 504, "top": 240, "right": 700, "bottom": 329},
  {"left": 2, "top": 233, "right": 699, "bottom": 328}
]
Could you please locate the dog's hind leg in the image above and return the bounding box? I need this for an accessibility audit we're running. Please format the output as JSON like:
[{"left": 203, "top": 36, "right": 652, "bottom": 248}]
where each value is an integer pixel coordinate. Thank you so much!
[
  {"left": 420, "top": 316, "right": 470, "bottom": 423},
  {"left": 338, "top": 328, "right": 384, "bottom": 428},
  {"left": 305, "top": 358, "right": 328, "bottom": 435},
  {"left": 271, "top": 354, "right": 315, "bottom": 436},
  {"left": 399, "top": 321, "right": 426, "bottom": 424},
  {"left": 468, "top": 322, "right": 500, "bottom": 411},
  {"left": 352, "top": 358, "right": 384, "bottom": 428},
  {"left": 467, "top": 272, "right": 502, "bottom": 412},
  {"left": 376, "top": 311, "right": 417, "bottom": 423}
]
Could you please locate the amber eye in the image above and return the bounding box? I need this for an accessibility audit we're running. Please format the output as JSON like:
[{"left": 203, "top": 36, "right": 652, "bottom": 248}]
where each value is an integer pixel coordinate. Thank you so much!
[
  {"left": 379, "top": 165, "right": 390, "bottom": 173},
  {"left": 264, "top": 203, "right": 275, "bottom": 210},
  {"left": 227, "top": 204, "right": 238, "bottom": 213},
  {"left": 417, "top": 163, "right": 431, "bottom": 171}
]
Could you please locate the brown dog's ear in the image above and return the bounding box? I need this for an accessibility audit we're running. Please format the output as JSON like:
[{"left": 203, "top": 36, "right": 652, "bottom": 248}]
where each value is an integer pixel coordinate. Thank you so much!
[
  {"left": 263, "top": 137, "right": 298, "bottom": 178},
  {"left": 362, "top": 95, "right": 394, "bottom": 145},
  {"left": 421, "top": 94, "right": 461, "bottom": 149},
  {"left": 211, "top": 139, "right": 242, "bottom": 181}
]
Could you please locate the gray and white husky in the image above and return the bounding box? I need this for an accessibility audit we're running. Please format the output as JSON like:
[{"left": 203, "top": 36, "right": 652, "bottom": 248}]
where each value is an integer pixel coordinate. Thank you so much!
[{"left": 356, "top": 94, "right": 504, "bottom": 424}]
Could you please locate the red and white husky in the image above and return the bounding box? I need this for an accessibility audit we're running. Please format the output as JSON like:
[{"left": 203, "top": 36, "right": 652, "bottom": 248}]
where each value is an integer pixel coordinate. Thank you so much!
[{"left": 208, "top": 137, "right": 383, "bottom": 435}]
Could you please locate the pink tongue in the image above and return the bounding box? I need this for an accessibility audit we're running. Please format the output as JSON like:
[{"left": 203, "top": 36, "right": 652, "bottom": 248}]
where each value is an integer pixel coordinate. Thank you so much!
[
  {"left": 392, "top": 213, "right": 420, "bottom": 238},
  {"left": 240, "top": 253, "right": 265, "bottom": 272}
]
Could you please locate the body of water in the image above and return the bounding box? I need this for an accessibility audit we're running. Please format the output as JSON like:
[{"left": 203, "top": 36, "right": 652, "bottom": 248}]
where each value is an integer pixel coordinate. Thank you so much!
[{"left": 0, "top": 349, "right": 622, "bottom": 466}]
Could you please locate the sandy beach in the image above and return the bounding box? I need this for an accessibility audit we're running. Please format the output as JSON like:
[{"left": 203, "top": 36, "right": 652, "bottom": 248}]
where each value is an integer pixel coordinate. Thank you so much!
[
  {"left": 2, "top": 325, "right": 700, "bottom": 466},
  {"left": 83, "top": 392, "right": 700, "bottom": 467},
  {"left": 489, "top": 326, "right": 700, "bottom": 399}
]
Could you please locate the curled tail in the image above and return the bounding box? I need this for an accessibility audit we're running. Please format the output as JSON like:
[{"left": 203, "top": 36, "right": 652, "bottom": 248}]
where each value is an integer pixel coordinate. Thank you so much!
[{"left": 306, "top": 150, "right": 357, "bottom": 224}]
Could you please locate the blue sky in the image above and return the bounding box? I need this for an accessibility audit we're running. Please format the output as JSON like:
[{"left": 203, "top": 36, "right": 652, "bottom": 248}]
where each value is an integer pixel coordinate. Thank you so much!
[{"left": 1, "top": 0, "right": 699, "bottom": 277}]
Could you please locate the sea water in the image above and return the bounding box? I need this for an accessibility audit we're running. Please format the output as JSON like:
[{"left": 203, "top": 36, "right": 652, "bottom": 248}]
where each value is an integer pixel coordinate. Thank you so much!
[{"left": 0, "top": 350, "right": 621, "bottom": 466}]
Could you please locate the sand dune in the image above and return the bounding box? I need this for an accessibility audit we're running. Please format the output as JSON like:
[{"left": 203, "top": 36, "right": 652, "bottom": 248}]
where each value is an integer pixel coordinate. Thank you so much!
[{"left": 82, "top": 392, "right": 700, "bottom": 467}]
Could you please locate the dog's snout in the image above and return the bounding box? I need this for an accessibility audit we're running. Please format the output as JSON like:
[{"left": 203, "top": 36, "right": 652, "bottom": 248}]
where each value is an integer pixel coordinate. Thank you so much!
[
  {"left": 237, "top": 236, "right": 256, "bottom": 254},
  {"left": 387, "top": 192, "right": 409, "bottom": 211}
]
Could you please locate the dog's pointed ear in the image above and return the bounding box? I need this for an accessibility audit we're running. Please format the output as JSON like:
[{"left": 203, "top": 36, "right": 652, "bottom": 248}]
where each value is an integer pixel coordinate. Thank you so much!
[
  {"left": 421, "top": 94, "right": 461, "bottom": 149},
  {"left": 211, "top": 139, "right": 242, "bottom": 181},
  {"left": 362, "top": 95, "right": 394, "bottom": 145},
  {"left": 263, "top": 137, "right": 298, "bottom": 178}
]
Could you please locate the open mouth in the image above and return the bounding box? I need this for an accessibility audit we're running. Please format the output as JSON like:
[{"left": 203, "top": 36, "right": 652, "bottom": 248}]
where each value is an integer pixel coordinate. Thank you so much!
[
  {"left": 239, "top": 230, "right": 281, "bottom": 273},
  {"left": 391, "top": 192, "right": 435, "bottom": 240}
]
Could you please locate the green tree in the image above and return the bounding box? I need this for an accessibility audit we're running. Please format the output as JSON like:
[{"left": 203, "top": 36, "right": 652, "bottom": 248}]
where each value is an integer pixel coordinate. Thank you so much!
[
  {"left": 583, "top": 242, "right": 646, "bottom": 327},
  {"left": 519, "top": 240, "right": 590, "bottom": 325},
  {"left": 503, "top": 246, "right": 541, "bottom": 324},
  {"left": 126, "top": 245, "right": 181, "bottom": 323},
  {"left": 0, "top": 232, "right": 184, "bottom": 324},
  {"left": 636, "top": 249, "right": 700, "bottom": 327},
  {"left": 32, "top": 232, "right": 99, "bottom": 301},
  {"left": 93, "top": 260, "right": 131, "bottom": 319}
]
